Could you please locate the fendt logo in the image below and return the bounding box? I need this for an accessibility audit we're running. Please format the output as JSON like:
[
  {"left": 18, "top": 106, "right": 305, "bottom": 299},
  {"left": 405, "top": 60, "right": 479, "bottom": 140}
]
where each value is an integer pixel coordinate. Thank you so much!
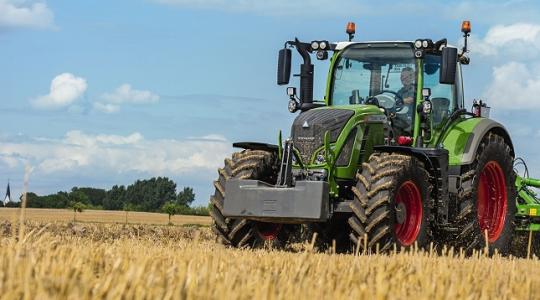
[{"left": 302, "top": 121, "right": 309, "bottom": 128}]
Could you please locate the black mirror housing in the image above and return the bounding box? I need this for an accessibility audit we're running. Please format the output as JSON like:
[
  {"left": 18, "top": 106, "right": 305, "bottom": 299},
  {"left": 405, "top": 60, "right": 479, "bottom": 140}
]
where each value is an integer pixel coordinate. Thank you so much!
[
  {"left": 277, "top": 48, "right": 292, "bottom": 85},
  {"left": 440, "top": 47, "right": 457, "bottom": 84}
]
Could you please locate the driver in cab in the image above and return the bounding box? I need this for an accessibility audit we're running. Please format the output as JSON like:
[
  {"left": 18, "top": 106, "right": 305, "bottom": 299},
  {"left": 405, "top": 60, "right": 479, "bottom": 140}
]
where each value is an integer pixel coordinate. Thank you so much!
[
  {"left": 397, "top": 67, "right": 416, "bottom": 107},
  {"left": 394, "top": 67, "right": 416, "bottom": 135}
]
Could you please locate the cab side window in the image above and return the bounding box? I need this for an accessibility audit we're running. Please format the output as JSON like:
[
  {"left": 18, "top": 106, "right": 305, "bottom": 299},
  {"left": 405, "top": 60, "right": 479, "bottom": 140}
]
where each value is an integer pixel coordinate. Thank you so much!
[{"left": 423, "top": 55, "right": 456, "bottom": 128}]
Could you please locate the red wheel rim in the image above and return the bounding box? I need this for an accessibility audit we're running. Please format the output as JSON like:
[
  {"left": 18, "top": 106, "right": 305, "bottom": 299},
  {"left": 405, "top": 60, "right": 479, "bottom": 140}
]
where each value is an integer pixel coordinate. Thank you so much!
[
  {"left": 256, "top": 222, "right": 282, "bottom": 241},
  {"left": 477, "top": 161, "right": 507, "bottom": 242},
  {"left": 394, "top": 181, "right": 423, "bottom": 246}
]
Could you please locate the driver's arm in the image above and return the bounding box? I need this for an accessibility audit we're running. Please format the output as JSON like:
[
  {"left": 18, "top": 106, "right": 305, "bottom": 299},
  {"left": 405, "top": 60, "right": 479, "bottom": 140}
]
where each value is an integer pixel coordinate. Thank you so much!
[{"left": 403, "top": 97, "right": 414, "bottom": 104}]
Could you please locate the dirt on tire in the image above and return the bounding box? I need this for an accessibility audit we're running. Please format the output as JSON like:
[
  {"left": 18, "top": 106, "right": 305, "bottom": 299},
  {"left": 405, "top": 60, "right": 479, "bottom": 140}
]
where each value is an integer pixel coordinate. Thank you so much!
[{"left": 348, "top": 152, "right": 433, "bottom": 253}]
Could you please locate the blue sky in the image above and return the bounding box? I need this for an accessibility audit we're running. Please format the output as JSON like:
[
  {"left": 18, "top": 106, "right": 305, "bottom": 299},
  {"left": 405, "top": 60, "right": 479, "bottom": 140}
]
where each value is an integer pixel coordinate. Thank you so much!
[{"left": 2, "top": 0, "right": 540, "bottom": 205}]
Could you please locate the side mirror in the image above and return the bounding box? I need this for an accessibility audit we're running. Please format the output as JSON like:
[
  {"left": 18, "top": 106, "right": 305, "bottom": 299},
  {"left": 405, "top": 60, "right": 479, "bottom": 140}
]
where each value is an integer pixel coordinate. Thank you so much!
[
  {"left": 440, "top": 47, "right": 457, "bottom": 84},
  {"left": 277, "top": 48, "right": 292, "bottom": 85}
]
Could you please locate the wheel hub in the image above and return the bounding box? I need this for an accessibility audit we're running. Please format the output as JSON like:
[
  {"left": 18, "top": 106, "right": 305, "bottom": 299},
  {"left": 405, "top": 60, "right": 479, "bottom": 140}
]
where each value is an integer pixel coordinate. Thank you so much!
[
  {"left": 395, "top": 202, "right": 407, "bottom": 224},
  {"left": 394, "top": 181, "right": 423, "bottom": 246},
  {"left": 255, "top": 222, "right": 282, "bottom": 241}
]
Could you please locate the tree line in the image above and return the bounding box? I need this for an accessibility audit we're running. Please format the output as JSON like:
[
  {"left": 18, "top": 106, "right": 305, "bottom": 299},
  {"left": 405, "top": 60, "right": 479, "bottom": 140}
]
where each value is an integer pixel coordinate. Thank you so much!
[{"left": 6, "top": 177, "right": 208, "bottom": 216}]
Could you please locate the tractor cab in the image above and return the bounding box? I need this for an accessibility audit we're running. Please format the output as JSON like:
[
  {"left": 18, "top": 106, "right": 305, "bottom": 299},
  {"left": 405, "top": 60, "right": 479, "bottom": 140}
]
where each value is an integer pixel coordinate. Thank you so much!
[
  {"left": 328, "top": 41, "right": 465, "bottom": 145},
  {"left": 279, "top": 28, "right": 467, "bottom": 150}
]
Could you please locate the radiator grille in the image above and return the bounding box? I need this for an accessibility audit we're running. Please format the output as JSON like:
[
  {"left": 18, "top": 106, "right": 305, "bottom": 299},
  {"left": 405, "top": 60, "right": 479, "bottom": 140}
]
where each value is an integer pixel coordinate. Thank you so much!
[{"left": 291, "top": 109, "right": 354, "bottom": 163}]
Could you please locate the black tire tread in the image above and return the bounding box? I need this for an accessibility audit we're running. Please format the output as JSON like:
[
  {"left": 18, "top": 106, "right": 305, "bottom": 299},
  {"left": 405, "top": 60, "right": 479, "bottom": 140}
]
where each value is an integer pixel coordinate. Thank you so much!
[
  {"left": 349, "top": 152, "right": 432, "bottom": 253},
  {"left": 209, "top": 149, "right": 276, "bottom": 247}
]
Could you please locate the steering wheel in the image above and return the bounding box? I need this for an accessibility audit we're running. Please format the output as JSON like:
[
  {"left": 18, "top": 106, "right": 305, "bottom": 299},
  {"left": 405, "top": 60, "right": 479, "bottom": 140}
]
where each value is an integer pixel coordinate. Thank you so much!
[{"left": 378, "top": 90, "right": 405, "bottom": 112}]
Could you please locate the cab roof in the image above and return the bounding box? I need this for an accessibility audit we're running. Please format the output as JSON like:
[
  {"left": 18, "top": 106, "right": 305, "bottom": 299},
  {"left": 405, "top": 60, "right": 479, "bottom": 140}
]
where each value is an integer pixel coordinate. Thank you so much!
[{"left": 334, "top": 41, "right": 458, "bottom": 51}]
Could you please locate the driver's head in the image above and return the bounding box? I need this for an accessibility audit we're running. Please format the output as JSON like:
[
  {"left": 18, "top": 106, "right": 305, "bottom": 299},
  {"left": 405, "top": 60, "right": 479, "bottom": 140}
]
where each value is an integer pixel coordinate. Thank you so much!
[{"left": 400, "top": 67, "right": 415, "bottom": 86}]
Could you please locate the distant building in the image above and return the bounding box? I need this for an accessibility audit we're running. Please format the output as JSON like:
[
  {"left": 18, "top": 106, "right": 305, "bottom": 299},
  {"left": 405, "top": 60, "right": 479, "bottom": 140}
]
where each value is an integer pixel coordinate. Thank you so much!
[{"left": 3, "top": 181, "right": 11, "bottom": 206}]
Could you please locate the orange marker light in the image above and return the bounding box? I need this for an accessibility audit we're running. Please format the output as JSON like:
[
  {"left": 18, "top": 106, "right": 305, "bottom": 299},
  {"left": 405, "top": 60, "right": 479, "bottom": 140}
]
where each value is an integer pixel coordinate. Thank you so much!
[
  {"left": 346, "top": 22, "right": 356, "bottom": 35},
  {"left": 461, "top": 20, "right": 471, "bottom": 34}
]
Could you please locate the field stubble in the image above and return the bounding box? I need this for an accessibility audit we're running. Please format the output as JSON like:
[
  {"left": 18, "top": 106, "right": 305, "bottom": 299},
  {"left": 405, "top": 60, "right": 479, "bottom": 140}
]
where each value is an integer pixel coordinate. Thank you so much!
[{"left": 0, "top": 220, "right": 539, "bottom": 299}]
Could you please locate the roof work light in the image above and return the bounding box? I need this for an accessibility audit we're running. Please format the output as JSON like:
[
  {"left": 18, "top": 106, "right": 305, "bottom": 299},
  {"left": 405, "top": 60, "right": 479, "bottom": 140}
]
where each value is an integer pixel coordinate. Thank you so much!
[
  {"left": 346, "top": 22, "right": 356, "bottom": 41},
  {"left": 461, "top": 20, "right": 471, "bottom": 34},
  {"left": 461, "top": 20, "right": 471, "bottom": 62}
]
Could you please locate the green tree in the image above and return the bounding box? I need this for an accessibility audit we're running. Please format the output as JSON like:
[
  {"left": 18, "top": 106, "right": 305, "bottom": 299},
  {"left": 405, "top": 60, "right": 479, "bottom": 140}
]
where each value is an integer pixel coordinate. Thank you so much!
[
  {"left": 125, "top": 177, "right": 176, "bottom": 212},
  {"left": 103, "top": 185, "right": 126, "bottom": 210},
  {"left": 71, "top": 187, "right": 106, "bottom": 207},
  {"left": 69, "top": 190, "right": 90, "bottom": 206},
  {"left": 162, "top": 202, "right": 180, "bottom": 225},
  {"left": 25, "top": 192, "right": 43, "bottom": 208},
  {"left": 54, "top": 192, "right": 70, "bottom": 208},
  {"left": 69, "top": 201, "right": 86, "bottom": 222},
  {"left": 176, "top": 187, "right": 195, "bottom": 207},
  {"left": 25, "top": 192, "right": 70, "bottom": 208}
]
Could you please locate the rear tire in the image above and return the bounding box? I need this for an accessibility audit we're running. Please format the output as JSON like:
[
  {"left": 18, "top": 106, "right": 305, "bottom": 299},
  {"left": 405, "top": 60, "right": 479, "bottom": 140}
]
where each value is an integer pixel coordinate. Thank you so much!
[
  {"left": 450, "top": 133, "right": 516, "bottom": 254},
  {"left": 348, "top": 152, "right": 433, "bottom": 253},
  {"left": 210, "top": 149, "right": 294, "bottom": 248}
]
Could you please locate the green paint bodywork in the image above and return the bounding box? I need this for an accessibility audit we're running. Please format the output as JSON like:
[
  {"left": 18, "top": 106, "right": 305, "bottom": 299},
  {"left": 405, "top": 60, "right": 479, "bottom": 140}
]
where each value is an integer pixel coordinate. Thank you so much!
[
  {"left": 435, "top": 117, "right": 484, "bottom": 165},
  {"left": 515, "top": 176, "right": 540, "bottom": 231}
]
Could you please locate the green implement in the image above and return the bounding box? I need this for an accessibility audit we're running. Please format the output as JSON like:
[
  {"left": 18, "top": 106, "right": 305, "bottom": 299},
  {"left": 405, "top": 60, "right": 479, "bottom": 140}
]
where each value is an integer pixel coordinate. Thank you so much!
[{"left": 516, "top": 174, "right": 540, "bottom": 231}]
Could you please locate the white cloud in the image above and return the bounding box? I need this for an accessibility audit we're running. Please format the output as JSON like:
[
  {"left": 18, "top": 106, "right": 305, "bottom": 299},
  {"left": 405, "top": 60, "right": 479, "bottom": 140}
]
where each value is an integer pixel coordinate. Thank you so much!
[
  {"left": 0, "top": 131, "right": 232, "bottom": 175},
  {"left": 101, "top": 84, "right": 159, "bottom": 104},
  {"left": 31, "top": 73, "right": 87, "bottom": 110},
  {"left": 0, "top": 0, "right": 54, "bottom": 29},
  {"left": 93, "top": 102, "right": 120, "bottom": 114},
  {"left": 483, "top": 62, "right": 540, "bottom": 110},
  {"left": 471, "top": 23, "right": 540, "bottom": 58},
  {"left": 94, "top": 84, "right": 159, "bottom": 113},
  {"left": 475, "top": 22, "right": 540, "bottom": 110}
]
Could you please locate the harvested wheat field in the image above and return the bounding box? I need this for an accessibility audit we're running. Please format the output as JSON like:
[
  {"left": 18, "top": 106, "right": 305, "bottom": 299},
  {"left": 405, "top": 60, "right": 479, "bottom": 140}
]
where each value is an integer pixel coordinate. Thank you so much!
[
  {"left": 0, "top": 220, "right": 539, "bottom": 299},
  {"left": 0, "top": 208, "right": 211, "bottom": 226}
]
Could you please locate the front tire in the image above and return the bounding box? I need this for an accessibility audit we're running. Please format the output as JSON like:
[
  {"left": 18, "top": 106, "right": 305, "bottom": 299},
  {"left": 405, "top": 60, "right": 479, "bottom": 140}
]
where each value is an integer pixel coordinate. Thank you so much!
[
  {"left": 348, "top": 152, "right": 433, "bottom": 253},
  {"left": 209, "top": 149, "right": 293, "bottom": 248}
]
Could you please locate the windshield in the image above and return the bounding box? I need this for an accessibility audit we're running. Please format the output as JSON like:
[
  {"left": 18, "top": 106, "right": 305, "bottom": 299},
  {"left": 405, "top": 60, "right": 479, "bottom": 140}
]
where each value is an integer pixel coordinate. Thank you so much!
[{"left": 331, "top": 45, "right": 416, "bottom": 106}]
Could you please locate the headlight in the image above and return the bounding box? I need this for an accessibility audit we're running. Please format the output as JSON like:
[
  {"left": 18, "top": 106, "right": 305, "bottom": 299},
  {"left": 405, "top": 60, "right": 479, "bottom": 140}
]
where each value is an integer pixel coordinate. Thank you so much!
[
  {"left": 314, "top": 150, "right": 326, "bottom": 165},
  {"left": 315, "top": 154, "right": 326, "bottom": 165},
  {"left": 414, "top": 40, "right": 422, "bottom": 48},
  {"left": 311, "top": 41, "right": 319, "bottom": 50},
  {"left": 288, "top": 99, "right": 299, "bottom": 113},
  {"left": 422, "top": 40, "right": 429, "bottom": 48},
  {"left": 422, "top": 100, "right": 432, "bottom": 114},
  {"left": 319, "top": 41, "right": 327, "bottom": 50},
  {"left": 316, "top": 50, "right": 328, "bottom": 60}
]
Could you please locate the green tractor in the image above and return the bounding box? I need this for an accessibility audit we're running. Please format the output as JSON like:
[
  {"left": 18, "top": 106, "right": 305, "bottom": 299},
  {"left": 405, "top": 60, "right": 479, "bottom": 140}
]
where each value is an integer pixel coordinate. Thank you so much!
[{"left": 209, "top": 21, "right": 526, "bottom": 254}]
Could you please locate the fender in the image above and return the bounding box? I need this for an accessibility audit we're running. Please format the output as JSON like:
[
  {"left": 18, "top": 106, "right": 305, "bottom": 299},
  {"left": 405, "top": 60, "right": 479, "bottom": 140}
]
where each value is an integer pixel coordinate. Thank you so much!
[
  {"left": 441, "top": 118, "right": 514, "bottom": 166},
  {"left": 233, "top": 142, "right": 279, "bottom": 153}
]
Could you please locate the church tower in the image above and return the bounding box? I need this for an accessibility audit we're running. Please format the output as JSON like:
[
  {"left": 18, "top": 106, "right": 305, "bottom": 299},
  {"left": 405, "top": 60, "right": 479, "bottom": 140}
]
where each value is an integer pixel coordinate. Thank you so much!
[{"left": 3, "top": 181, "right": 11, "bottom": 206}]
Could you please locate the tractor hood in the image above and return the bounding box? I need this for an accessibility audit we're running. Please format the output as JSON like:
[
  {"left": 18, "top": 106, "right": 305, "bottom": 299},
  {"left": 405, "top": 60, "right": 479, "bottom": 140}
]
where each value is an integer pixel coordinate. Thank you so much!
[{"left": 291, "top": 105, "right": 383, "bottom": 164}]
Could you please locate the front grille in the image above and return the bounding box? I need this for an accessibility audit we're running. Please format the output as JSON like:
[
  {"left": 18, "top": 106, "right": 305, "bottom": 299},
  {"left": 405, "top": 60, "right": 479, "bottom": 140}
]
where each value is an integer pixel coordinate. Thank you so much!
[{"left": 291, "top": 109, "right": 354, "bottom": 163}]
